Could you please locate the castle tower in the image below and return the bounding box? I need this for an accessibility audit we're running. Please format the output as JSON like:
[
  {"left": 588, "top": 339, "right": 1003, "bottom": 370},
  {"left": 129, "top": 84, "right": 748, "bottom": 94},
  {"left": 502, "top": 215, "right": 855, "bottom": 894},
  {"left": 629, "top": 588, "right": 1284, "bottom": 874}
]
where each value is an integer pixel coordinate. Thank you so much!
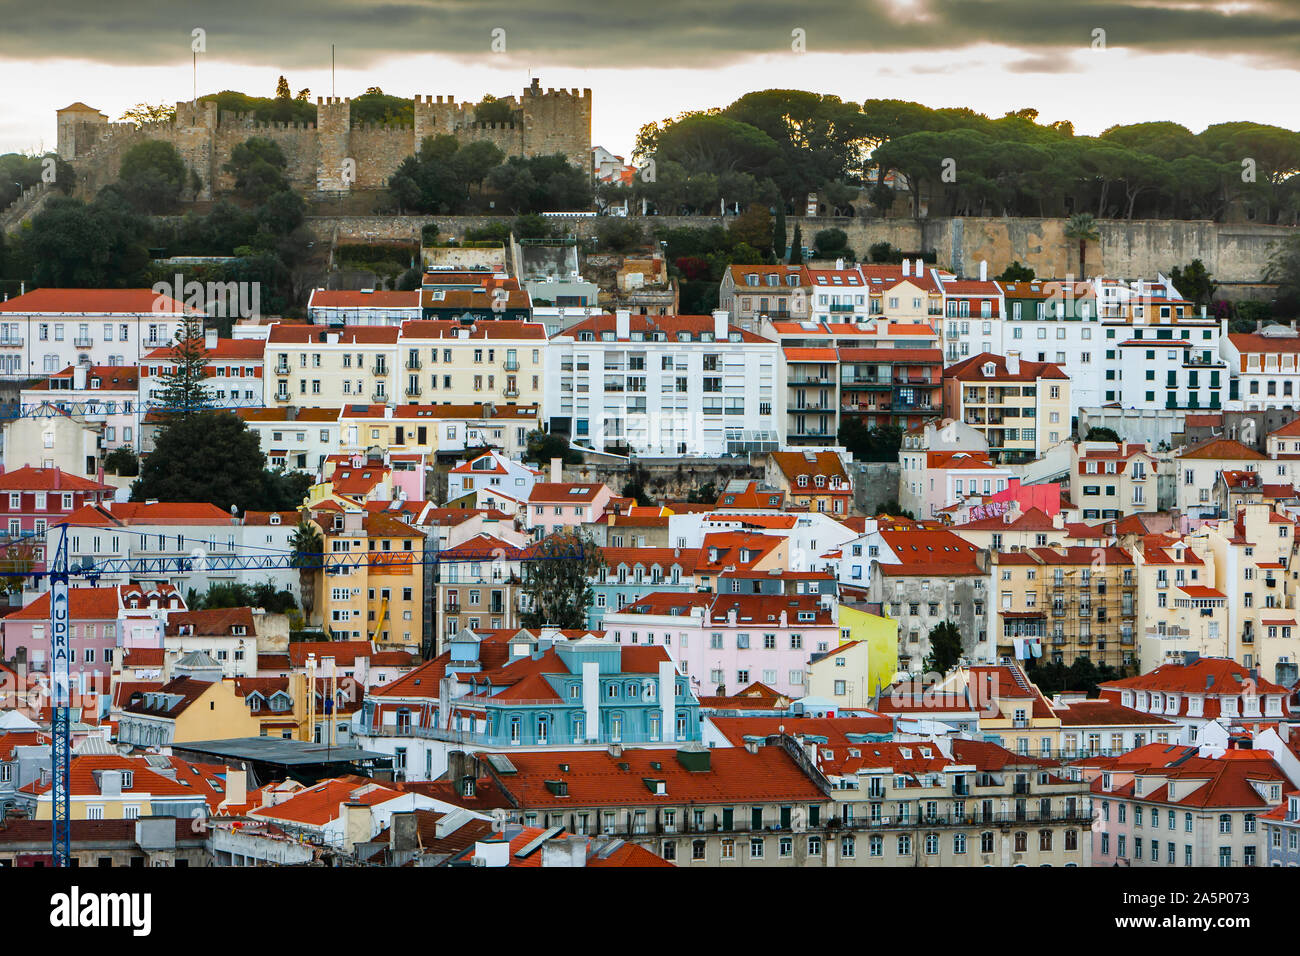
[
  {"left": 316, "top": 97, "right": 353, "bottom": 191},
  {"left": 55, "top": 103, "right": 108, "bottom": 160},
  {"left": 519, "top": 83, "right": 592, "bottom": 171}
]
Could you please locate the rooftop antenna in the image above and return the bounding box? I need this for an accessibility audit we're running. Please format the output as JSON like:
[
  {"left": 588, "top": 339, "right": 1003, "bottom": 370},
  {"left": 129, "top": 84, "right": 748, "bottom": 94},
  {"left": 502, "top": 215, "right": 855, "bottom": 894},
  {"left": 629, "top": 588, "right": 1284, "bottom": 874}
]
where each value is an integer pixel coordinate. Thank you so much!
[{"left": 332, "top": 44, "right": 336, "bottom": 100}]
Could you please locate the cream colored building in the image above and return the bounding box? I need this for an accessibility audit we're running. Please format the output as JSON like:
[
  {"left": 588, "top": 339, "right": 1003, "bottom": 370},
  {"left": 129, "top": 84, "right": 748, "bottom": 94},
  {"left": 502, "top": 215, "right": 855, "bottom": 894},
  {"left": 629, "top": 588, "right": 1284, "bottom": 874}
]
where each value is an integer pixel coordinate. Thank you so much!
[
  {"left": 941, "top": 352, "right": 1071, "bottom": 465},
  {"left": 397, "top": 320, "right": 547, "bottom": 409},
  {"left": 266, "top": 325, "right": 400, "bottom": 407},
  {"left": 1069, "top": 441, "right": 1161, "bottom": 521},
  {"left": 1197, "top": 503, "right": 1300, "bottom": 681},
  {"left": 1172, "top": 437, "right": 1267, "bottom": 524},
  {"left": 1130, "top": 533, "right": 1228, "bottom": 670}
]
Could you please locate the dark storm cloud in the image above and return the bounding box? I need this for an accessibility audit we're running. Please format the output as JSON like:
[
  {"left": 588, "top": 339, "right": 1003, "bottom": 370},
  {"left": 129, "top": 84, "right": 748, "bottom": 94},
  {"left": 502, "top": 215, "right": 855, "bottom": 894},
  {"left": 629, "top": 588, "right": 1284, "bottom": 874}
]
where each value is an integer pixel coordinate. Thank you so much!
[{"left": 0, "top": 0, "right": 1297, "bottom": 71}]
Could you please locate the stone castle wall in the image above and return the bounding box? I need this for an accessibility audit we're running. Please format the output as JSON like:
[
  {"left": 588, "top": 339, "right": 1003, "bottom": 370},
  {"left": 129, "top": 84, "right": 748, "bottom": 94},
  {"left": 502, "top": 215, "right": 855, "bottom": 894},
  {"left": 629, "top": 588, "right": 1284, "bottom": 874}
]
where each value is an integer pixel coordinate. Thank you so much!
[{"left": 59, "top": 80, "right": 592, "bottom": 201}]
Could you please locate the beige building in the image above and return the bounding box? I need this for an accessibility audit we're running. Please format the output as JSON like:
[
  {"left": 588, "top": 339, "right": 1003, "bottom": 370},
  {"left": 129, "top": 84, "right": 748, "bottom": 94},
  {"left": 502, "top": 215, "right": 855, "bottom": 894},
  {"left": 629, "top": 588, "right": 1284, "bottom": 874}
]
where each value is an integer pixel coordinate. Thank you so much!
[
  {"left": 397, "top": 320, "right": 547, "bottom": 408},
  {"left": 1130, "top": 533, "right": 1228, "bottom": 670},
  {"left": 1069, "top": 441, "right": 1161, "bottom": 521},
  {"left": 1197, "top": 503, "right": 1300, "bottom": 681},
  {"left": 266, "top": 325, "right": 400, "bottom": 407},
  {"left": 942, "top": 352, "right": 1071, "bottom": 465},
  {"left": 1173, "top": 437, "right": 1267, "bottom": 523},
  {"left": 990, "top": 547, "right": 1138, "bottom": 671}
]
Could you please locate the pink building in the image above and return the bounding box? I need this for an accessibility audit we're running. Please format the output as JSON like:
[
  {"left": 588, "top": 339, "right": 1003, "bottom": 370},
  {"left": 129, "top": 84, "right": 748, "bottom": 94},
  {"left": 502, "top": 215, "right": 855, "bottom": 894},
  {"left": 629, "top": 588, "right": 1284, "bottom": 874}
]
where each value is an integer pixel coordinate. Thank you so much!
[
  {"left": 0, "top": 583, "right": 184, "bottom": 690},
  {"left": 0, "top": 466, "right": 114, "bottom": 571},
  {"left": 602, "top": 591, "right": 838, "bottom": 698},
  {"left": 525, "top": 480, "right": 614, "bottom": 539}
]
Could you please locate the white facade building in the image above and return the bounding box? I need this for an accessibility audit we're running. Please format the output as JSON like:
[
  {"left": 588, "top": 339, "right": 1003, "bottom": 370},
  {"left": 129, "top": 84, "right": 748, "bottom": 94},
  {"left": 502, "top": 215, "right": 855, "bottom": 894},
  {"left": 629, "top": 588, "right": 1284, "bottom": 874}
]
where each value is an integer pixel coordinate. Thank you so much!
[{"left": 544, "top": 310, "right": 783, "bottom": 456}]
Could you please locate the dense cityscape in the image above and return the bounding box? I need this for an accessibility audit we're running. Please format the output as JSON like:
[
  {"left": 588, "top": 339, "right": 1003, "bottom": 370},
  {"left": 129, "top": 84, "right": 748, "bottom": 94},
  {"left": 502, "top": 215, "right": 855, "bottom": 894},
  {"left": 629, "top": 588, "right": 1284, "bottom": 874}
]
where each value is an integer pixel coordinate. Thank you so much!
[{"left": 0, "top": 7, "right": 1298, "bottom": 928}]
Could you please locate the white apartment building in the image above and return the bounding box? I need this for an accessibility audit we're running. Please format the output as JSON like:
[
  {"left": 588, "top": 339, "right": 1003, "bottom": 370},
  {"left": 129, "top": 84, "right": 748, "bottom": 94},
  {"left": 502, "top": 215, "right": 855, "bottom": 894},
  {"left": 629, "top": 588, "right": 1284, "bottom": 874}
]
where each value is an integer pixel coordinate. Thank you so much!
[
  {"left": 0, "top": 288, "right": 191, "bottom": 380},
  {"left": 544, "top": 310, "right": 783, "bottom": 457},
  {"left": 1223, "top": 325, "right": 1300, "bottom": 410}
]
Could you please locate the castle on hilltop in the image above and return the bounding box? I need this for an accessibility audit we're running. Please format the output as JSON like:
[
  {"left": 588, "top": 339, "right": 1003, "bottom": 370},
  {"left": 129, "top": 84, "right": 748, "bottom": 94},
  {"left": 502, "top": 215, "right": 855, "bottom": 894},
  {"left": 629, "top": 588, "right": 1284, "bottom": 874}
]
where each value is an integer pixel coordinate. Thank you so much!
[{"left": 56, "top": 78, "right": 592, "bottom": 200}]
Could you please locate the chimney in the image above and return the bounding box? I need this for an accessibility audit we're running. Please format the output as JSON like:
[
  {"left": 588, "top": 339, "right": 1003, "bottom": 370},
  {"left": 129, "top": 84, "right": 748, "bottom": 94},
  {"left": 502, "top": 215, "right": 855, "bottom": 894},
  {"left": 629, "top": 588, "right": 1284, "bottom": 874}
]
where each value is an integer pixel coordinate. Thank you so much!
[
  {"left": 979, "top": 260, "right": 988, "bottom": 282},
  {"left": 204, "top": 327, "right": 218, "bottom": 349},
  {"left": 712, "top": 310, "right": 729, "bottom": 340},
  {"left": 541, "top": 834, "right": 589, "bottom": 867},
  {"left": 550, "top": 457, "right": 563, "bottom": 483},
  {"left": 835, "top": 257, "right": 845, "bottom": 271},
  {"left": 342, "top": 803, "right": 371, "bottom": 852},
  {"left": 615, "top": 309, "right": 631, "bottom": 340},
  {"left": 73, "top": 364, "right": 87, "bottom": 390},
  {"left": 1006, "top": 351, "right": 1020, "bottom": 376},
  {"left": 902, "top": 259, "right": 910, "bottom": 277},
  {"left": 389, "top": 812, "right": 419, "bottom": 852},
  {"left": 224, "top": 767, "right": 247, "bottom": 808},
  {"left": 915, "top": 258, "right": 924, "bottom": 277}
]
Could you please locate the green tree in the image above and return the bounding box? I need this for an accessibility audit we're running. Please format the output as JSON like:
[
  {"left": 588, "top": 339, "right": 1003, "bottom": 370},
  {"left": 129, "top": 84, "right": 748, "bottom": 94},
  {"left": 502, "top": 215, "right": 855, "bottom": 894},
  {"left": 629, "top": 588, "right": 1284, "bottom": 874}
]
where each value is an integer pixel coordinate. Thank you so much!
[
  {"left": 523, "top": 429, "right": 583, "bottom": 465},
  {"left": 118, "top": 104, "right": 176, "bottom": 128},
  {"left": 1084, "top": 426, "right": 1121, "bottom": 443},
  {"left": 1064, "top": 212, "right": 1100, "bottom": 277},
  {"left": 476, "top": 95, "right": 514, "bottom": 125},
  {"left": 118, "top": 140, "right": 187, "bottom": 212},
  {"left": 922, "top": 620, "right": 964, "bottom": 676},
  {"left": 275, "top": 76, "right": 291, "bottom": 101},
  {"left": 103, "top": 445, "right": 139, "bottom": 477},
  {"left": 224, "top": 137, "right": 291, "bottom": 204},
  {"left": 729, "top": 204, "right": 772, "bottom": 256},
  {"left": 813, "top": 227, "right": 854, "bottom": 261},
  {"left": 155, "top": 312, "right": 212, "bottom": 415},
  {"left": 595, "top": 218, "right": 644, "bottom": 254},
  {"left": 289, "top": 520, "right": 323, "bottom": 625},
  {"left": 519, "top": 531, "right": 604, "bottom": 629},
  {"left": 772, "top": 207, "right": 787, "bottom": 262},
  {"left": 789, "top": 224, "right": 803, "bottom": 264},
  {"left": 132, "top": 411, "right": 272, "bottom": 509},
  {"left": 996, "top": 261, "right": 1035, "bottom": 281},
  {"left": 1169, "top": 259, "right": 1217, "bottom": 309}
]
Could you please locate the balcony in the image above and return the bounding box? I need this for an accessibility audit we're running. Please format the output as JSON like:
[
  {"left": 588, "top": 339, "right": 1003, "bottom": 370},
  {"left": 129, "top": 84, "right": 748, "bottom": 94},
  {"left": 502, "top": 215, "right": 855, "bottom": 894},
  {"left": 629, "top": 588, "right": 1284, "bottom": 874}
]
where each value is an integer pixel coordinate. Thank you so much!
[
  {"left": 790, "top": 375, "right": 834, "bottom": 386},
  {"left": 372, "top": 390, "right": 388, "bottom": 403},
  {"left": 503, "top": 386, "right": 520, "bottom": 398},
  {"left": 405, "top": 385, "right": 421, "bottom": 398},
  {"left": 74, "top": 336, "right": 94, "bottom": 349},
  {"left": 504, "top": 360, "right": 520, "bottom": 371},
  {"left": 275, "top": 363, "right": 291, "bottom": 375},
  {"left": 1145, "top": 625, "right": 1191, "bottom": 640},
  {"left": 0, "top": 337, "right": 22, "bottom": 347},
  {"left": 371, "top": 364, "right": 388, "bottom": 377},
  {"left": 274, "top": 390, "right": 291, "bottom": 403},
  {"left": 828, "top": 303, "right": 856, "bottom": 313},
  {"left": 443, "top": 601, "right": 461, "bottom": 613},
  {"left": 405, "top": 358, "right": 422, "bottom": 371}
]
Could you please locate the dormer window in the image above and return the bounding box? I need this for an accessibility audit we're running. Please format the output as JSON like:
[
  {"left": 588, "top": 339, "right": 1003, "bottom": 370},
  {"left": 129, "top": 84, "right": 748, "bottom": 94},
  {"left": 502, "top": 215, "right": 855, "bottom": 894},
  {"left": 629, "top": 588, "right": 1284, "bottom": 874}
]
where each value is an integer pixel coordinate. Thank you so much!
[{"left": 269, "top": 513, "right": 281, "bottom": 525}]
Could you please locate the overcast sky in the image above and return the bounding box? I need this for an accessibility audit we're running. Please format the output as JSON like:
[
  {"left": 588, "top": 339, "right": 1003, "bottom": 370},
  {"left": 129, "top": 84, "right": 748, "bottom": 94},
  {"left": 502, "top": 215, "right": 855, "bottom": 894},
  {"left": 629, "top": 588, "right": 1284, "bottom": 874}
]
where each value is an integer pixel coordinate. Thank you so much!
[{"left": 1, "top": 0, "right": 1298, "bottom": 158}]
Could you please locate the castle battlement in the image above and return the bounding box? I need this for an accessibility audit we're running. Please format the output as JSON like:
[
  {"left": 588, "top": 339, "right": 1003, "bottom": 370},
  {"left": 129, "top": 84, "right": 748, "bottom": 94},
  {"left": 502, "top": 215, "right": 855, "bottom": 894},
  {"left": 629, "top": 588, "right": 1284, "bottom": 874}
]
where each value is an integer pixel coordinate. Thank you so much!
[{"left": 58, "top": 79, "right": 591, "bottom": 198}]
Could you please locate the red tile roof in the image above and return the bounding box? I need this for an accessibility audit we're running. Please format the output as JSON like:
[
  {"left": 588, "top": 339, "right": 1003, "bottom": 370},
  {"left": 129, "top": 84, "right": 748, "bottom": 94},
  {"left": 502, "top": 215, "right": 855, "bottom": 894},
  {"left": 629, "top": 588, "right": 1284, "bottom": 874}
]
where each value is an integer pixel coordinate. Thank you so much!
[
  {"left": 0, "top": 466, "right": 111, "bottom": 493},
  {"left": 944, "top": 351, "right": 1068, "bottom": 381},
  {"left": 0, "top": 289, "right": 195, "bottom": 314}
]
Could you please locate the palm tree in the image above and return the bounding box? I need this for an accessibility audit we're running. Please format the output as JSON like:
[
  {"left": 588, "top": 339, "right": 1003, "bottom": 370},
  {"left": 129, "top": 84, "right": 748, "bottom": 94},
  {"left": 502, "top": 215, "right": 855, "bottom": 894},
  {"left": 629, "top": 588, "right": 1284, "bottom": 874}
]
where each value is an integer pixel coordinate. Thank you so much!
[
  {"left": 1065, "top": 212, "right": 1100, "bottom": 278},
  {"left": 289, "top": 519, "right": 323, "bottom": 626}
]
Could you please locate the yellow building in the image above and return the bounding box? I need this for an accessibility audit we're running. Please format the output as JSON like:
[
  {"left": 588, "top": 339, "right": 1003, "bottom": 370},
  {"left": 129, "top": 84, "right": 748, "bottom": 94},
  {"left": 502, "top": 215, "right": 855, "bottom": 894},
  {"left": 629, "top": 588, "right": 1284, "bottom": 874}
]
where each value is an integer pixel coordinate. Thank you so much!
[
  {"left": 933, "top": 664, "right": 1062, "bottom": 758},
  {"left": 942, "top": 352, "right": 1071, "bottom": 465},
  {"left": 312, "top": 506, "right": 425, "bottom": 651},
  {"left": 16, "top": 754, "right": 227, "bottom": 821},
  {"left": 398, "top": 320, "right": 547, "bottom": 408},
  {"left": 266, "top": 325, "right": 400, "bottom": 407},
  {"left": 813, "top": 602, "right": 898, "bottom": 706},
  {"left": 989, "top": 546, "right": 1138, "bottom": 671},
  {"left": 1197, "top": 503, "right": 1300, "bottom": 680},
  {"left": 116, "top": 675, "right": 262, "bottom": 747}
]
